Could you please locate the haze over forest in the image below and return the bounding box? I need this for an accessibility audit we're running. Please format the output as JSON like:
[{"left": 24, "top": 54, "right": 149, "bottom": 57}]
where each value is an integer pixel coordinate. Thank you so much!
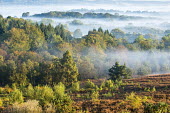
[
  {"left": 0, "top": 0, "right": 170, "bottom": 76},
  {"left": 1, "top": 0, "right": 170, "bottom": 112}
]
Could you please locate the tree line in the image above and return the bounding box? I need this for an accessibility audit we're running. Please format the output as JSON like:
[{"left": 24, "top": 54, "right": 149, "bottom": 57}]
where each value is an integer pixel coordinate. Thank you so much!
[{"left": 23, "top": 11, "right": 144, "bottom": 20}]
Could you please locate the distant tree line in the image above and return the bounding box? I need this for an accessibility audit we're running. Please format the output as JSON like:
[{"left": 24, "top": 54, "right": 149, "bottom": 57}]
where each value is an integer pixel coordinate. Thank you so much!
[{"left": 23, "top": 11, "right": 144, "bottom": 20}]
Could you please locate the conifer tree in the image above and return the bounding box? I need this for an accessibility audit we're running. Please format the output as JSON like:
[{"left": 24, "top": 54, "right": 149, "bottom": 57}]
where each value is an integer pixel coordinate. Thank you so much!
[
  {"left": 109, "top": 62, "right": 131, "bottom": 81},
  {"left": 53, "top": 51, "right": 79, "bottom": 86},
  {"left": 60, "top": 50, "right": 79, "bottom": 86},
  {"left": 98, "top": 27, "right": 103, "bottom": 33}
]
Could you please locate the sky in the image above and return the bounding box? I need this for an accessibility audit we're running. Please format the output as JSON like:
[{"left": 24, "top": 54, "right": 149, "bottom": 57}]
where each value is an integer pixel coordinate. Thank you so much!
[
  {"left": 0, "top": 0, "right": 169, "bottom": 6},
  {"left": 0, "top": 0, "right": 169, "bottom": 3}
]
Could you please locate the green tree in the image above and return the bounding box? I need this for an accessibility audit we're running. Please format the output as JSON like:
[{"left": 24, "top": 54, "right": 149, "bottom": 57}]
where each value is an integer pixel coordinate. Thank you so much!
[
  {"left": 4, "top": 28, "right": 30, "bottom": 51},
  {"left": 25, "top": 25, "right": 46, "bottom": 50},
  {"left": 73, "top": 29, "right": 82, "bottom": 38},
  {"left": 52, "top": 51, "right": 79, "bottom": 86},
  {"left": 162, "top": 34, "right": 170, "bottom": 49},
  {"left": 109, "top": 62, "right": 132, "bottom": 81},
  {"left": 24, "top": 83, "right": 34, "bottom": 99},
  {"left": 111, "top": 28, "right": 125, "bottom": 38},
  {"left": 60, "top": 51, "right": 79, "bottom": 86},
  {"left": 9, "top": 62, "right": 28, "bottom": 86},
  {"left": 98, "top": 27, "right": 103, "bottom": 33},
  {"left": 53, "top": 82, "right": 73, "bottom": 113}
]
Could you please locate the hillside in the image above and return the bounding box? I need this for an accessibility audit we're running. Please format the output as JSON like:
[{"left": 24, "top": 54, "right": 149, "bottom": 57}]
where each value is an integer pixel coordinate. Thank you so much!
[{"left": 72, "top": 74, "right": 170, "bottom": 112}]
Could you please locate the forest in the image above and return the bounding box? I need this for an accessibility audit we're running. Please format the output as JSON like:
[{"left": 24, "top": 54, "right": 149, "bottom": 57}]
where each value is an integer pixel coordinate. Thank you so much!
[
  {"left": 1, "top": 15, "right": 170, "bottom": 85},
  {"left": 0, "top": 16, "right": 170, "bottom": 113},
  {"left": 0, "top": 14, "right": 169, "bottom": 112}
]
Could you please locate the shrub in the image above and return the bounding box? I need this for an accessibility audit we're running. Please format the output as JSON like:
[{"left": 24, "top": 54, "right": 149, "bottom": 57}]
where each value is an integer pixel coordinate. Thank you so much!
[
  {"left": 125, "top": 92, "right": 147, "bottom": 109},
  {"left": 70, "top": 82, "right": 80, "bottom": 92},
  {"left": 76, "top": 94, "right": 81, "bottom": 98},
  {"left": 11, "top": 83, "right": 17, "bottom": 90},
  {"left": 53, "top": 82, "right": 65, "bottom": 98},
  {"left": 115, "top": 80, "right": 124, "bottom": 86},
  {"left": 100, "top": 80, "right": 116, "bottom": 91},
  {"left": 144, "top": 102, "right": 169, "bottom": 113},
  {"left": 90, "top": 91, "right": 99, "bottom": 100},
  {"left": 8, "top": 89, "right": 24, "bottom": 104},
  {"left": 84, "top": 80, "right": 95, "bottom": 88},
  {"left": 144, "top": 87, "right": 151, "bottom": 92},
  {"left": 0, "top": 98, "right": 3, "bottom": 107},
  {"left": 4, "top": 85, "right": 12, "bottom": 94},
  {"left": 3, "top": 100, "right": 42, "bottom": 113},
  {"left": 83, "top": 93, "right": 91, "bottom": 99},
  {"left": 53, "top": 95, "right": 73, "bottom": 113},
  {"left": 44, "top": 103, "right": 56, "bottom": 113},
  {"left": 151, "top": 87, "right": 156, "bottom": 92},
  {"left": 24, "top": 83, "right": 34, "bottom": 99},
  {"left": 34, "top": 86, "right": 42, "bottom": 99},
  {"left": 52, "top": 82, "right": 73, "bottom": 112},
  {"left": 41, "top": 86, "right": 54, "bottom": 102},
  {"left": 34, "top": 85, "right": 54, "bottom": 103},
  {"left": 0, "top": 87, "right": 4, "bottom": 94},
  {"left": 102, "top": 92, "right": 113, "bottom": 98},
  {"left": 84, "top": 80, "right": 98, "bottom": 91}
]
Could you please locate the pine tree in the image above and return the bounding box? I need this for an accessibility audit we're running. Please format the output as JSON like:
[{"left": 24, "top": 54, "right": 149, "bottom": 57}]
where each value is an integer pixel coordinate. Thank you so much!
[
  {"left": 60, "top": 51, "right": 79, "bottom": 86},
  {"left": 109, "top": 62, "right": 131, "bottom": 81},
  {"left": 53, "top": 51, "right": 79, "bottom": 86},
  {"left": 98, "top": 27, "right": 103, "bottom": 33},
  {"left": 60, "top": 27, "right": 67, "bottom": 41}
]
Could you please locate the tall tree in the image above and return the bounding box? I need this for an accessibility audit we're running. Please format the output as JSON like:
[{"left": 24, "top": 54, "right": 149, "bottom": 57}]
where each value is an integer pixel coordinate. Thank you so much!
[{"left": 53, "top": 51, "right": 79, "bottom": 86}]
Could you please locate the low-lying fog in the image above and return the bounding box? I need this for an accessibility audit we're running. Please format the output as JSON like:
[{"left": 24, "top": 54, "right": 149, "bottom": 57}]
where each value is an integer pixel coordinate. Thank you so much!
[
  {"left": 1, "top": 1, "right": 170, "bottom": 76},
  {"left": 0, "top": 1, "right": 170, "bottom": 37},
  {"left": 23, "top": 17, "right": 167, "bottom": 37}
]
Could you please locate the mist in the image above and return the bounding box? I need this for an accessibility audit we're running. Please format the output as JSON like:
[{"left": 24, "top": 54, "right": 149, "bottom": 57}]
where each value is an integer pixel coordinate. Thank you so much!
[
  {"left": 79, "top": 49, "right": 170, "bottom": 78},
  {"left": 1, "top": 0, "right": 170, "bottom": 78},
  {"left": 0, "top": 1, "right": 170, "bottom": 37}
]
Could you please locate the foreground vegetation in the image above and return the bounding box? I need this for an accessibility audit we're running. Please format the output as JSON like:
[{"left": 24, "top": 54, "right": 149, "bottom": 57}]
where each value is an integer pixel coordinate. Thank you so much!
[{"left": 0, "top": 76, "right": 170, "bottom": 112}]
